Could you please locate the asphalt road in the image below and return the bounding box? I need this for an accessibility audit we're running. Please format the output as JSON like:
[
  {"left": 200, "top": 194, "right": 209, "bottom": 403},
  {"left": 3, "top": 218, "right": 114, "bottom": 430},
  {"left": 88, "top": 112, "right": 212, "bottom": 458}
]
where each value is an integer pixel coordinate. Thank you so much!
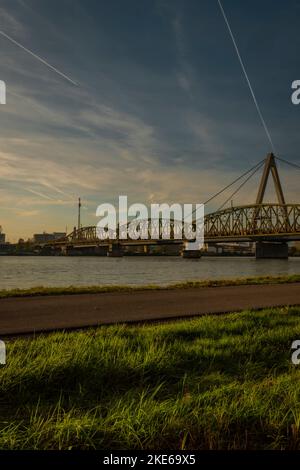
[{"left": 0, "top": 283, "right": 299, "bottom": 336}]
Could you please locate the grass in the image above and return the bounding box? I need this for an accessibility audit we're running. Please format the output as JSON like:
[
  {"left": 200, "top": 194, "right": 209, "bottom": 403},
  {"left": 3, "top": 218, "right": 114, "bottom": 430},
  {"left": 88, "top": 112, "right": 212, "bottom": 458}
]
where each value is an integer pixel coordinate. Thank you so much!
[
  {"left": 1, "top": 306, "right": 300, "bottom": 449},
  {"left": 0, "top": 273, "right": 300, "bottom": 299}
]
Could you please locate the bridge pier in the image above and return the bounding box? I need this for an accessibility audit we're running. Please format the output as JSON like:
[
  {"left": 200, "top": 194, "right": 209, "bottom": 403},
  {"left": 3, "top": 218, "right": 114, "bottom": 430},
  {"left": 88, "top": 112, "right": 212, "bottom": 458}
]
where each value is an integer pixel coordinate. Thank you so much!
[
  {"left": 95, "top": 246, "right": 108, "bottom": 256},
  {"left": 107, "top": 243, "right": 124, "bottom": 257},
  {"left": 181, "top": 249, "right": 202, "bottom": 259},
  {"left": 255, "top": 241, "right": 288, "bottom": 259}
]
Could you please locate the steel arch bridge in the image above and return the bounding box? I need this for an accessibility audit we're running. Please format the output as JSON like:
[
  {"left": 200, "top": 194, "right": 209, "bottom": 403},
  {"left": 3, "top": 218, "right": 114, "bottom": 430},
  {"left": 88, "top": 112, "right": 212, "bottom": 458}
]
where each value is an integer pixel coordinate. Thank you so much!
[
  {"left": 52, "top": 218, "right": 202, "bottom": 246},
  {"left": 49, "top": 203, "right": 300, "bottom": 247}
]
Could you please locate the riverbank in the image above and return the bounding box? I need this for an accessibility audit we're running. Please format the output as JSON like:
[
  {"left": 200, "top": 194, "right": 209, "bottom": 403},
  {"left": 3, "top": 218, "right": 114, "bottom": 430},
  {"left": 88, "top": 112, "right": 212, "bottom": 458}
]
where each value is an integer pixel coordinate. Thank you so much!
[
  {"left": 0, "top": 274, "right": 300, "bottom": 299},
  {"left": 1, "top": 306, "right": 300, "bottom": 450}
]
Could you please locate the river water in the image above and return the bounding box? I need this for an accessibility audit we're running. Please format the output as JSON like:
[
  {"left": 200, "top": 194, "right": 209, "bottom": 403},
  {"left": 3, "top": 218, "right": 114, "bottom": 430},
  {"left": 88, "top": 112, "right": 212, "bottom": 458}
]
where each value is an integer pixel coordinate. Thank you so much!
[{"left": 0, "top": 256, "right": 299, "bottom": 289}]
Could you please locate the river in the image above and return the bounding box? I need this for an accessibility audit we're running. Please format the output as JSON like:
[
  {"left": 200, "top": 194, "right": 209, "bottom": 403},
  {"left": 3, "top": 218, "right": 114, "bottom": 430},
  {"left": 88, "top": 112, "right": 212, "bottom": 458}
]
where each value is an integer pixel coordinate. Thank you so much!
[{"left": 0, "top": 256, "right": 299, "bottom": 289}]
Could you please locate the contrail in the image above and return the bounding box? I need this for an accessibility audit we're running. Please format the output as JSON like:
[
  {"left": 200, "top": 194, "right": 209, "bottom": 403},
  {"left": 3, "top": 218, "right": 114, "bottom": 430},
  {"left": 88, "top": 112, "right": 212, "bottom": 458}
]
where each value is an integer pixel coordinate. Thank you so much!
[
  {"left": 25, "top": 187, "right": 75, "bottom": 204},
  {"left": 0, "top": 29, "right": 78, "bottom": 86},
  {"left": 25, "top": 188, "right": 56, "bottom": 201},
  {"left": 217, "top": 0, "right": 275, "bottom": 153},
  {"left": 41, "top": 181, "right": 75, "bottom": 200}
]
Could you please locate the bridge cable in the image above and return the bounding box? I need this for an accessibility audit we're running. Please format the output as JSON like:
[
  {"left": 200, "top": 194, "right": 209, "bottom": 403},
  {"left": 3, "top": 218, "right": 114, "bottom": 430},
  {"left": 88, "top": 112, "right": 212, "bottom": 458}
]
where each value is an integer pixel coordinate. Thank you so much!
[
  {"left": 203, "top": 159, "right": 265, "bottom": 205},
  {"left": 216, "top": 160, "right": 265, "bottom": 212},
  {"left": 218, "top": 0, "right": 276, "bottom": 153},
  {"left": 188, "top": 158, "right": 265, "bottom": 217},
  {"left": 275, "top": 156, "right": 300, "bottom": 172}
]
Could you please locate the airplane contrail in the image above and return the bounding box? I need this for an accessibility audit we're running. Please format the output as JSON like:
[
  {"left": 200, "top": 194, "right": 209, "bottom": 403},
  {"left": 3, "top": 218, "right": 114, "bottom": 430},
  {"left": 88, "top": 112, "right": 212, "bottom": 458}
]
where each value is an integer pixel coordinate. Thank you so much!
[
  {"left": 217, "top": 0, "right": 275, "bottom": 153},
  {"left": 0, "top": 29, "right": 78, "bottom": 86},
  {"left": 25, "top": 188, "right": 56, "bottom": 201},
  {"left": 41, "top": 181, "right": 75, "bottom": 200}
]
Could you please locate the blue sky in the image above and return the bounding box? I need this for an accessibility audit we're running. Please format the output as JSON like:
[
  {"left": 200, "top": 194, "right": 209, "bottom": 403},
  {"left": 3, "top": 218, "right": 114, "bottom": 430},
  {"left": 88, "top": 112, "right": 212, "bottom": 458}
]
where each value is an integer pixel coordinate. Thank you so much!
[{"left": 0, "top": 0, "right": 299, "bottom": 240}]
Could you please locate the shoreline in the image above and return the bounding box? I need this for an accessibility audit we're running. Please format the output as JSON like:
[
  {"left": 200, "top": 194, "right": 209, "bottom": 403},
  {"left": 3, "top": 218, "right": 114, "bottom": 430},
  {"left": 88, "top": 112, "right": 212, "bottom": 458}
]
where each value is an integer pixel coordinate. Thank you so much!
[{"left": 0, "top": 274, "right": 299, "bottom": 299}]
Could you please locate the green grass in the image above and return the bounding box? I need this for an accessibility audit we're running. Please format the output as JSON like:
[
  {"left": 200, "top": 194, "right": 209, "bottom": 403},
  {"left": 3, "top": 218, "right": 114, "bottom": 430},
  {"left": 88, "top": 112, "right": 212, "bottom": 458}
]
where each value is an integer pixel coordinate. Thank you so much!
[
  {"left": 1, "top": 306, "right": 300, "bottom": 450},
  {"left": 0, "top": 274, "right": 300, "bottom": 299}
]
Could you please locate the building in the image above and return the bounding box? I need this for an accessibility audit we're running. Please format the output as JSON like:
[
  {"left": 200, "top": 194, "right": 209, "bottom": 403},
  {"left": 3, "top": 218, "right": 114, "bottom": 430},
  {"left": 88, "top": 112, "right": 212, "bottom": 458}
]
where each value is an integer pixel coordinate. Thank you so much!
[
  {"left": 53, "top": 232, "right": 66, "bottom": 240},
  {"left": 33, "top": 232, "right": 66, "bottom": 244},
  {"left": 0, "top": 226, "right": 5, "bottom": 243}
]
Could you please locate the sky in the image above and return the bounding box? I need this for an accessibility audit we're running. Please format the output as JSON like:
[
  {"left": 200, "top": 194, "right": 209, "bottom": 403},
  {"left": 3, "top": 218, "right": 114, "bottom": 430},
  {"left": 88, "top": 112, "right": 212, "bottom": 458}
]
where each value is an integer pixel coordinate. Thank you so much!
[{"left": 0, "top": 0, "right": 299, "bottom": 241}]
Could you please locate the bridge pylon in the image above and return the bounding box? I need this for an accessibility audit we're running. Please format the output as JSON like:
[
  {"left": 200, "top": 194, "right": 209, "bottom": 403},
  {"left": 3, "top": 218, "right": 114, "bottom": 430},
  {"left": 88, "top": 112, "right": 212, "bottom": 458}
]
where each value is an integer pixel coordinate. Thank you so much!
[
  {"left": 254, "top": 153, "right": 289, "bottom": 259},
  {"left": 256, "top": 153, "right": 285, "bottom": 205}
]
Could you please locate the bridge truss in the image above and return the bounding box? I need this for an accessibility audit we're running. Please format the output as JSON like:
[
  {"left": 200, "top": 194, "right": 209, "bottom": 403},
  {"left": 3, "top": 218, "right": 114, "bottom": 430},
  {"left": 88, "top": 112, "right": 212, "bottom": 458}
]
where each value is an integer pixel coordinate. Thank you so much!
[{"left": 46, "top": 154, "right": 300, "bottom": 248}]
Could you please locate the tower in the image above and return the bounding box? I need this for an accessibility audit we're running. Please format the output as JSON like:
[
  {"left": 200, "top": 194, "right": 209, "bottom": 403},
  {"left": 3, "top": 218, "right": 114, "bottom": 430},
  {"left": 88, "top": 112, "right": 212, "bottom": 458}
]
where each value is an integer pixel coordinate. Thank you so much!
[
  {"left": 256, "top": 153, "right": 286, "bottom": 205},
  {"left": 78, "top": 197, "right": 81, "bottom": 230},
  {"left": 254, "top": 153, "right": 289, "bottom": 259}
]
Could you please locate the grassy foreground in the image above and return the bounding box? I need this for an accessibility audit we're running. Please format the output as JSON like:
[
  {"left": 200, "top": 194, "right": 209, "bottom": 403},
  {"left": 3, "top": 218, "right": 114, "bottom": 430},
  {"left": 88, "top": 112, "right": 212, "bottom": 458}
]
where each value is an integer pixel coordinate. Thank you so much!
[
  {"left": 1, "top": 306, "right": 300, "bottom": 450},
  {"left": 0, "top": 273, "right": 300, "bottom": 299}
]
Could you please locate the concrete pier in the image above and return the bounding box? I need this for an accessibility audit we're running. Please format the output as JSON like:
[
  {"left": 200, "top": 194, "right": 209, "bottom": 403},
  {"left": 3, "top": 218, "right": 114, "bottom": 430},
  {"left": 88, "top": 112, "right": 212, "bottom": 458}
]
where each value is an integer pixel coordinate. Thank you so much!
[
  {"left": 107, "top": 244, "right": 124, "bottom": 257},
  {"left": 181, "top": 250, "right": 202, "bottom": 259}
]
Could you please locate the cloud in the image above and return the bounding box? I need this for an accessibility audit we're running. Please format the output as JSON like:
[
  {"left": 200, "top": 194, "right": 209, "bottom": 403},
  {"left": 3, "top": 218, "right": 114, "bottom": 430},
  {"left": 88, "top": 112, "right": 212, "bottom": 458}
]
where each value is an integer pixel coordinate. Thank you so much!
[
  {"left": 0, "top": 0, "right": 298, "bottom": 241},
  {"left": 177, "top": 73, "right": 190, "bottom": 92},
  {"left": 0, "top": 6, "right": 26, "bottom": 37},
  {"left": 171, "top": 14, "right": 193, "bottom": 95},
  {"left": 16, "top": 209, "right": 40, "bottom": 217}
]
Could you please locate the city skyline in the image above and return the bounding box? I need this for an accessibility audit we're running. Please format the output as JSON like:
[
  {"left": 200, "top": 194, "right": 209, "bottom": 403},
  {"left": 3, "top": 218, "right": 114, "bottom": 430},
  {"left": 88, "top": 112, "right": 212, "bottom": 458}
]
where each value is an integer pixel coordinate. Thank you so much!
[{"left": 0, "top": 0, "right": 300, "bottom": 241}]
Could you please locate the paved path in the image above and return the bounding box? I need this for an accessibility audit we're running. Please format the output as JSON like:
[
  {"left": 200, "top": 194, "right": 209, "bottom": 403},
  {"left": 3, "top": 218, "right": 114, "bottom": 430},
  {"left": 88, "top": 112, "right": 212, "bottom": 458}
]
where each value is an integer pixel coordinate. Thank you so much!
[{"left": 0, "top": 283, "right": 299, "bottom": 336}]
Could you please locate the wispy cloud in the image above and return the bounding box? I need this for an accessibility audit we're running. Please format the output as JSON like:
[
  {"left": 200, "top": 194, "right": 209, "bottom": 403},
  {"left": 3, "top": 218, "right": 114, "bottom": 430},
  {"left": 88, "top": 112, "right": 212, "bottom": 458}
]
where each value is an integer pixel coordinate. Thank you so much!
[
  {"left": 172, "top": 15, "right": 193, "bottom": 96},
  {"left": 0, "top": 0, "right": 298, "bottom": 240},
  {"left": 0, "top": 6, "right": 26, "bottom": 37},
  {"left": 16, "top": 209, "right": 40, "bottom": 217}
]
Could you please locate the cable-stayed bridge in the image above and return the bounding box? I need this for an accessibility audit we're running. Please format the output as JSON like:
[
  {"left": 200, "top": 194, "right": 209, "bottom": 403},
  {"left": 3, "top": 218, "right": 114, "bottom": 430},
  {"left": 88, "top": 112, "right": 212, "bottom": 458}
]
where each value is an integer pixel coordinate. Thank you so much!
[{"left": 46, "top": 154, "right": 300, "bottom": 259}]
